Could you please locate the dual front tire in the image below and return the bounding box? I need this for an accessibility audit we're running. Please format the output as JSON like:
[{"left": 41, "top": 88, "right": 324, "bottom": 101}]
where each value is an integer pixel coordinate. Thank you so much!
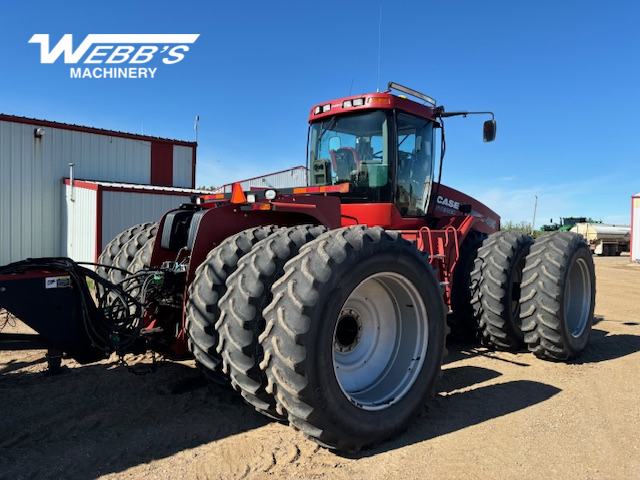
[
  {"left": 259, "top": 226, "right": 446, "bottom": 451},
  {"left": 186, "top": 225, "right": 447, "bottom": 451}
]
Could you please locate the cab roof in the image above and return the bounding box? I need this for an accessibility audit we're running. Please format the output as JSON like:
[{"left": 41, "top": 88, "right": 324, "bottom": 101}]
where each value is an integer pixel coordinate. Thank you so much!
[{"left": 308, "top": 91, "right": 436, "bottom": 123}]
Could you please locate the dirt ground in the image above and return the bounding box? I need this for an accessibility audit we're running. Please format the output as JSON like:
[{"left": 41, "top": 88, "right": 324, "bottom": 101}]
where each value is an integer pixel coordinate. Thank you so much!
[{"left": 1, "top": 255, "right": 639, "bottom": 480}]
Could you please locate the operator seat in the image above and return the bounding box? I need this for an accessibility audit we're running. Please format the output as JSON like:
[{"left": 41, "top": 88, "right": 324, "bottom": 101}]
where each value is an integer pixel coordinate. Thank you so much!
[{"left": 329, "top": 147, "right": 360, "bottom": 181}]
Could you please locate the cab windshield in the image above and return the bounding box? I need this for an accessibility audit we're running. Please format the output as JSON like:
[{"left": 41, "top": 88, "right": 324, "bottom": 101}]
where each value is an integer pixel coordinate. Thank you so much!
[
  {"left": 307, "top": 109, "right": 435, "bottom": 215},
  {"left": 308, "top": 110, "right": 391, "bottom": 202}
]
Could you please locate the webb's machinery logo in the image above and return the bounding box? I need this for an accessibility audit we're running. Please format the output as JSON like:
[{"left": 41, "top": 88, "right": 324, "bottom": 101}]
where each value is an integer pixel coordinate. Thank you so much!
[{"left": 28, "top": 34, "right": 200, "bottom": 79}]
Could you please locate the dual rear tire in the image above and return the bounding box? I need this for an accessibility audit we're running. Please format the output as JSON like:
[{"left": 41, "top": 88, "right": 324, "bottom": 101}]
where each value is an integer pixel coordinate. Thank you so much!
[
  {"left": 520, "top": 232, "right": 596, "bottom": 360},
  {"left": 97, "top": 222, "right": 158, "bottom": 302},
  {"left": 97, "top": 222, "right": 158, "bottom": 283},
  {"left": 471, "top": 231, "right": 534, "bottom": 350},
  {"left": 472, "top": 230, "right": 595, "bottom": 360}
]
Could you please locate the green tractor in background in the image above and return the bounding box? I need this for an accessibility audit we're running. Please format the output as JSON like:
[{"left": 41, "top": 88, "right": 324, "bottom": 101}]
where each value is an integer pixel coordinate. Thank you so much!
[{"left": 540, "top": 216, "right": 601, "bottom": 232}]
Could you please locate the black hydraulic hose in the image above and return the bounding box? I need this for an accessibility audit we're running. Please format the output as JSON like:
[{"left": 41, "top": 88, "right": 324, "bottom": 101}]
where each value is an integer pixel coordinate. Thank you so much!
[{"left": 0, "top": 257, "right": 145, "bottom": 355}]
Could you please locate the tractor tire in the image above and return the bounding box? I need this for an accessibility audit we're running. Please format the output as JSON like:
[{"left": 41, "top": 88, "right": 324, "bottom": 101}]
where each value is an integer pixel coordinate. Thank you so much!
[
  {"left": 259, "top": 226, "right": 447, "bottom": 452},
  {"left": 520, "top": 231, "right": 596, "bottom": 361},
  {"left": 128, "top": 231, "right": 157, "bottom": 275},
  {"left": 216, "top": 225, "right": 328, "bottom": 420},
  {"left": 448, "top": 229, "right": 487, "bottom": 342},
  {"left": 185, "top": 225, "right": 279, "bottom": 384},
  {"left": 470, "top": 231, "right": 534, "bottom": 350},
  {"left": 97, "top": 222, "right": 156, "bottom": 280},
  {"left": 109, "top": 224, "right": 158, "bottom": 285}
]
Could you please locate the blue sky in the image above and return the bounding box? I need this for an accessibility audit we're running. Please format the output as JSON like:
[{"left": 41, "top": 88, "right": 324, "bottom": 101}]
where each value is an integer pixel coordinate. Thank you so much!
[{"left": 1, "top": 0, "right": 638, "bottom": 226}]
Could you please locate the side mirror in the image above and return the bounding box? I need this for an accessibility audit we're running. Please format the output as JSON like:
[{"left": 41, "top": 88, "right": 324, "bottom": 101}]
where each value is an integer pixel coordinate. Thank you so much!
[
  {"left": 483, "top": 120, "right": 496, "bottom": 142},
  {"left": 329, "top": 136, "right": 341, "bottom": 151}
]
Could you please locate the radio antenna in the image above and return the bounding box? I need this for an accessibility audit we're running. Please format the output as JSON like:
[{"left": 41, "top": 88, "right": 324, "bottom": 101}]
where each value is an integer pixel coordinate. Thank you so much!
[{"left": 376, "top": 4, "right": 382, "bottom": 92}]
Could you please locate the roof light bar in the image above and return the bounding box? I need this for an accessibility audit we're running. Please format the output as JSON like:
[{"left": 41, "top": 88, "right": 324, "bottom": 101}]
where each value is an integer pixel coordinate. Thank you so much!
[
  {"left": 314, "top": 104, "right": 332, "bottom": 115},
  {"left": 388, "top": 82, "right": 436, "bottom": 106},
  {"left": 343, "top": 98, "right": 365, "bottom": 108}
]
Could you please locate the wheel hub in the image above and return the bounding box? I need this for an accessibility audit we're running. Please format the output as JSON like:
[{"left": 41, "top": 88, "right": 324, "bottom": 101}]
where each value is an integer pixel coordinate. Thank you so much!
[{"left": 335, "top": 309, "right": 362, "bottom": 353}]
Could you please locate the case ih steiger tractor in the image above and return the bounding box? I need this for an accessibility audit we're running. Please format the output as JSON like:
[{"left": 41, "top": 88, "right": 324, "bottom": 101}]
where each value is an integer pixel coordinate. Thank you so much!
[{"left": 0, "top": 82, "right": 596, "bottom": 452}]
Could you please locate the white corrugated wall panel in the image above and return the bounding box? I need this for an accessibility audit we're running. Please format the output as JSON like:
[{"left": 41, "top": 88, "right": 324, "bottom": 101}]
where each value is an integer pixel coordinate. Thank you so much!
[
  {"left": 0, "top": 121, "right": 57, "bottom": 264},
  {"left": 173, "top": 145, "right": 193, "bottom": 188},
  {"left": 100, "top": 191, "right": 191, "bottom": 251},
  {"left": 0, "top": 119, "right": 153, "bottom": 265},
  {"left": 49, "top": 129, "right": 151, "bottom": 184},
  {"left": 632, "top": 194, "right": 640, "bottom": 263},
  {"left": 63, "top": 184, "right": 98, "bottom": 264}
]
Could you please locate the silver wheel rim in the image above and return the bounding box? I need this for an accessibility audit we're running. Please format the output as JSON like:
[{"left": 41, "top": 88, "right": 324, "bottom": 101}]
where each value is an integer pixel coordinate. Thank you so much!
[
  {"left": 332, "top": 272, "right": 429, "bottom": 411},
  {"left": 565, "top": 257, "right": 592, "bottom": 337}
]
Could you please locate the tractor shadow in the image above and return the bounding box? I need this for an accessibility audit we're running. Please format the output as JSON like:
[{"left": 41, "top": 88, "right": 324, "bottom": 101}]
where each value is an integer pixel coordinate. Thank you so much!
[
  {"left": 571, "top": 326, "right": 640, "bottom": 364},
  {"left": 0, "top": 357, "right": 271, "bottom": 480},
  {"left": 402, "top": 378, "right": 560, "bottom": 452},
  {"left": 349, "top": 372, "right": 561, "bottom": 458},
  {"left": 344, "top": 342, "right": 557, "bottom": 458}
]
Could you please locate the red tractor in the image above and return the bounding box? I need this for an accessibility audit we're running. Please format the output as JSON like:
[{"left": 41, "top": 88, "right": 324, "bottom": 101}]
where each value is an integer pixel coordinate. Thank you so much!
[{"left": 0, "top": 82, "right": 596, "bottom": 452}]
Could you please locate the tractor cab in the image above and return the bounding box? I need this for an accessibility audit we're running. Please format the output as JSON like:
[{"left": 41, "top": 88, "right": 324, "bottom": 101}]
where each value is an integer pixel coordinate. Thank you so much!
[
  {"left": 307, "top": 82, "right": 496, "bottom": 219},
  {"left": 308, "top": 89, "right": 436, "bottom": 217}
]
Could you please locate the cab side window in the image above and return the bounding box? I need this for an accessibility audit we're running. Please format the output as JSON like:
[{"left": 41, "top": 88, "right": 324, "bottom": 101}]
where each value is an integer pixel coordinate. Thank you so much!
[{"left": 395, "top": 113, "right": 434, "bottom": 216}]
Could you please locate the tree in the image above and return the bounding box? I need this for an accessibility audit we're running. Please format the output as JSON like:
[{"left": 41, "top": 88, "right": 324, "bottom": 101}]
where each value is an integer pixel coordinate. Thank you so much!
[{"left": 501, "top": 220, "right": 541, "bottom": 237}]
